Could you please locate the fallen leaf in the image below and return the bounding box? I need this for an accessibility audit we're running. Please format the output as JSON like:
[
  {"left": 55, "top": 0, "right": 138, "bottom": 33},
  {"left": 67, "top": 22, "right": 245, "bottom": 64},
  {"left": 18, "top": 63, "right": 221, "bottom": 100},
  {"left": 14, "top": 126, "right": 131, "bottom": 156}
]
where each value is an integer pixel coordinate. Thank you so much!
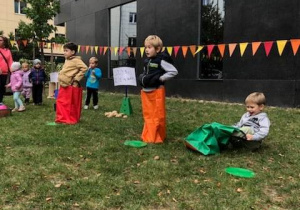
[
  {"left": 133, "top": 180, "right": 140, "bottom": 184},
  {"left": 172, "top": 198, "right": 178, "bottom": 202},
  {"left": 46, "top": 197, "right": 52, "bottom": 202},
  {"left": 73, "top": 203, "right": 80, "bottom": 207},
  {"left": 167, "top": 189, "right": 171, "bottom": 194},
  {"left": 157, "top": 191, "right": 163, "bottom": 197},
  {"left": 199, "top": 169, "right": 207, "bottom": 174},
  {"left": 54, "top": 183, "right": 62, "bottom": 188},
  {"left": 194, "top": 179, "right": 199, "bottom": 184},
  {"left": 236, "top": 188, "right": 243, "bottom": 193},
  {"left": 278, "top": 153, "right": 284, "bottom": 157},
  {"left": 154, "top": 156, "right": 160, "bottom": 160},
  {"left": 217, "top": 182, "right": 221, "bottom": 187}
]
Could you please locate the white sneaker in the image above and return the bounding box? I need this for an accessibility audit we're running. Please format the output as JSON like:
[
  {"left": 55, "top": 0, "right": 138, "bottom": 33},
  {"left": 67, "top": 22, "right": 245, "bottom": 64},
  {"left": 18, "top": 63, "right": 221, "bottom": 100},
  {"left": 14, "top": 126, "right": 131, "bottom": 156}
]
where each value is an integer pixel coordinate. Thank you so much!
[
  {"left": 84, "top": 105, "right": 88, "bottom": 110},
  {"left": 93, "top": 105, "right": 99, "bottom": 110},
  {"left": 18, "top": 106, "right": 26, "bottom": 112}
]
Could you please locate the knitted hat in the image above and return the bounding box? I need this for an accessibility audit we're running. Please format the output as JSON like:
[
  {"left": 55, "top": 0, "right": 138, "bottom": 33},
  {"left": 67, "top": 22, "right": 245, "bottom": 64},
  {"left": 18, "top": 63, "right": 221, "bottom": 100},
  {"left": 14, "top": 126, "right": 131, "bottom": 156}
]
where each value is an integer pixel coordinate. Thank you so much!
[
  {"left": 10, "top": 62, "right": 21, "bottom": 72},
  {"left": 33, "top": 59, "right": 41, "bottom": 65}
]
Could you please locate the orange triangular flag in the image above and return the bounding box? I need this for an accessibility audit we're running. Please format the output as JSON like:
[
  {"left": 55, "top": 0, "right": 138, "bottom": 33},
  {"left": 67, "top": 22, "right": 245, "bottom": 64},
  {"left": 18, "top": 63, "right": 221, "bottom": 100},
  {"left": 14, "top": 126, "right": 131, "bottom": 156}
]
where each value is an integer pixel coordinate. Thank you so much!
[
  {"left": 239, "top": 42, "right": 248, "bottom": 57},
  {"left": 189, "top": 45, "right": 196, "bottom": 57},
  {"left": 103, "top": 46, "right": 108, "bottom": 55},
  {"left": 140, "top": 47, "right": 145, "bottom": 57},
  {"left": 167, "top": 47, "right": 173, "bottom": 56},
  {"left": 85, "top": 46, "right": 90, "bottom": 54},
  {"left": 217, "top": 44, "right": 225, "bottom": 57},
  {"left": 207, "top": 45, "right": 215, "bottom": 58},
  {"left": 94, "top": 46, "right": 98, "bottom": 54},
  {"left": 228, "top": 43, "right": 237, "bottom": 57},
  {"left": 251, "top": 42, "right": 261, "bottom": 56},
  {"left": 132, "top": 47, "right": 137, "bottom": 57},
  {"left": 276, "top": 40, "right": 287, "bottom": 56},
  {"left": 119, "top": 47, "right": 125, "bottom": 55},
  {"left": 22, "top": 40, "right": 28, "bottom": 47},
  {"left": 194, "top": 45, "right": 204, "bottom": 55},
  {"left": 182, "top": 46, "right": 188, "bottom": 58},
  {"left": 290, "top": 39, "right": 300, "bottom": 55},
  {"left": 126, "top": 47, "right": 131, "bottom": 56},
  {"left": 263, "top": 41, "right": 273, "bottom": 56},
  {"left": 174, "top": 46, "right": 180, "bottom": 57}
]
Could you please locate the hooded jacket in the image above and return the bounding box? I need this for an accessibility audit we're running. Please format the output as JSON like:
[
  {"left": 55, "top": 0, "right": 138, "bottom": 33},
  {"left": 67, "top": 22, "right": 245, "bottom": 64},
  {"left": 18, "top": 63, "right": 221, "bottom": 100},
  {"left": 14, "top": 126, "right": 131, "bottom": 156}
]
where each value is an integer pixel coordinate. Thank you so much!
[
  {"left": 235, "top": 112, "right": 270, "bottom": 141},
  {"left": 6, "top": 70, "right": 23, "bottom": 92},
  {"left": 59, "top": 56, "right": 88, "bottom": 87}
]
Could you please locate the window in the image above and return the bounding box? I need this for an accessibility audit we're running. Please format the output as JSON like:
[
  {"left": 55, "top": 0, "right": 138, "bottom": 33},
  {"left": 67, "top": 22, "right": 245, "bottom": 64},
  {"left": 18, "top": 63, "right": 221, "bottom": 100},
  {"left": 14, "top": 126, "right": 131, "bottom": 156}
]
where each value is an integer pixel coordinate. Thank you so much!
[
  {"left": 199, "top": 0, "right": 225, "bottom": 80},
  {"left": 109, "top": 2, "right": 137, "bottom": 77},
  {"left": 129, "top": 12, "right": 137, "bottom": 24},
  {"left": 14, "top": 0, "right": 27, "bottom": 14}
]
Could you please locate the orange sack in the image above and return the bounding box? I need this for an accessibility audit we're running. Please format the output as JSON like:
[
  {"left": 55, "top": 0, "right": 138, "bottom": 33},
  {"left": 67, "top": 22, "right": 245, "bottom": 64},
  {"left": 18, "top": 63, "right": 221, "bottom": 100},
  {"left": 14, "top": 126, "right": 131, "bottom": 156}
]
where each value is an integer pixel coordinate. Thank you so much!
[{"left": 141, "top": 87, "right": 166, "bottom": 143}]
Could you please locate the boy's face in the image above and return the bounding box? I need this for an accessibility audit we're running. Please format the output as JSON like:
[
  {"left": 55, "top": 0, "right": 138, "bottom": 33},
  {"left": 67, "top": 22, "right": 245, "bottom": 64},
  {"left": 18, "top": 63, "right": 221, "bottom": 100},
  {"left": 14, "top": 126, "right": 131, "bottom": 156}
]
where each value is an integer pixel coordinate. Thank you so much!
[
  {"left": 89, "top": 60, "right": 97, "bottom": 69},
  {"left": 64, "top": 48, "right": 75, "bottom": 59},
  {"left": 246, "top": 102, "right": 264, "bottom": 116},
  {"left": 22, "top": 64, "right": 29, "bottom": 71},
  {"left": 145, "top": 42, "right": 160, "bottom": 58},
  {"left": 34, "top": 63, "right": 41, "bottom": 69}
]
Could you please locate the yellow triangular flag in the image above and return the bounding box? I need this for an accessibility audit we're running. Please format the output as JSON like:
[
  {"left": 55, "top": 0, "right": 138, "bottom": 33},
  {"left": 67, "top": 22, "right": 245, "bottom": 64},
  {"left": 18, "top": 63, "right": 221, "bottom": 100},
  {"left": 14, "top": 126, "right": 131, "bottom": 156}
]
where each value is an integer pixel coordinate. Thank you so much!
[
  {"left": 276, "top": 40, "right": 287, "bottom": 56},
  {"left": 10, "top": 40, "right": 15, "bottom": 46},
  {"left": 78, "top": 45, "right": 81, "bottom": 53},
  {"left": 162, "top": 47, "right": 165, "bottom": 52},
  {"left": 113, "top": 47, "right": 118, "bottom": 56},
  {"left": 239, "top": 42, "right": 248, "bottom": 57},
  {"left": 194, "top": 45, "right": 204, "bottom": 55},
  {"left": 94, "top": 46, "right": 98, "bottom": 54},
  {"left": 167, "top": 47, "right": 173, "bottom": 56},
  {"left": 47, "top": 43, "right": 51, "bottom": 48},
  {"left": 140, "top": 47, "right": 145, "bottom": 57}
]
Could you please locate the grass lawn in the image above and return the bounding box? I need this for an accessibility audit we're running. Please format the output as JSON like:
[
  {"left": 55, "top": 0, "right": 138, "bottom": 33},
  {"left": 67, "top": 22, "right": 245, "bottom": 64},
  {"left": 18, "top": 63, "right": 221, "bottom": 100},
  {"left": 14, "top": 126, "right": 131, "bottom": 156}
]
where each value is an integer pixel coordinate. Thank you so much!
[{"left": 0, "top": 91, "right": 299, "bottom": 209}]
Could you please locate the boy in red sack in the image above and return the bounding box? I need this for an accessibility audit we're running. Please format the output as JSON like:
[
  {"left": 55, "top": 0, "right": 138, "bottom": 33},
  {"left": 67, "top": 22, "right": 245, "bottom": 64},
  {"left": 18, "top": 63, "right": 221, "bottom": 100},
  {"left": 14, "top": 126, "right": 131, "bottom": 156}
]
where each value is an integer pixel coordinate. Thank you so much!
[{"left": 55, "top": 42, "right": 88, "bottom": 124}]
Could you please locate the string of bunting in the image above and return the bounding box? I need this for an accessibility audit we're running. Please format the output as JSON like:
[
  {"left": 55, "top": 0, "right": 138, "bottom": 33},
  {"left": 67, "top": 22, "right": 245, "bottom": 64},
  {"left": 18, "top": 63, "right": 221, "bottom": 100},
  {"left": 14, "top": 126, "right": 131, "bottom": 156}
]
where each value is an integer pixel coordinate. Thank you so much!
[{"left": 9, "top": 39, "right": 300, "bottom": 57}]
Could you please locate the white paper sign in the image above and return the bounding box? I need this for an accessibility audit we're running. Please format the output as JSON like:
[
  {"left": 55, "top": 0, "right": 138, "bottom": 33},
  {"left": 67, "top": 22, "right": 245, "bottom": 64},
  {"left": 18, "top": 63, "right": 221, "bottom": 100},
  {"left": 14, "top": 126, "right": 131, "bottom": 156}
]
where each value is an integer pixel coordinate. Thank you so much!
[
  {"left": 50, "top": 72, "right": 58, "bottom": 83},
  {"left": 113, "top": 67, "right": 137, "bottom": 86}
]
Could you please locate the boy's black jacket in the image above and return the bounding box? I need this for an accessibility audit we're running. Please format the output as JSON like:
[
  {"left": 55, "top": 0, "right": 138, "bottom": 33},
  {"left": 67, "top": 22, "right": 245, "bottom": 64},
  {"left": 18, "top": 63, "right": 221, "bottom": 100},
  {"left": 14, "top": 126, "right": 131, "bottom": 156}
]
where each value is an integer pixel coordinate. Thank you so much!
[{"left": 139, "top": 51, "right": 173, "bottom": 88}]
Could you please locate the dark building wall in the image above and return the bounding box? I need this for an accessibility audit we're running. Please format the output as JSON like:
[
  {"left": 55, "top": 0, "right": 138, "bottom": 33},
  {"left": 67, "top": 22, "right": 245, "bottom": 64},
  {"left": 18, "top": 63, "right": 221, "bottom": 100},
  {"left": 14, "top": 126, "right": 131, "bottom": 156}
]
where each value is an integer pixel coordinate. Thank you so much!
[{"left": 56, "top": 0, "right": 300, "bottom": 107}]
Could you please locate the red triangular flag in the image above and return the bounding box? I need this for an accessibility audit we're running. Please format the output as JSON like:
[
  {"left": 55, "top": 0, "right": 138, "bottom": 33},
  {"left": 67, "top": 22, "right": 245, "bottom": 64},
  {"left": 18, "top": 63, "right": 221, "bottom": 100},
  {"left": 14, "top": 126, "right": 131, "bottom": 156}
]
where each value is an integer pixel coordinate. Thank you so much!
[
  {"left": 263, "top": 41, "right": 273, "bottom": 56},
  {"left": 80, "top": 45, "right": 84, "bottom": 53},
  {"left": 174, "top": 46, "right": 180, "bottom": 57},
  {"left": 22, "top": 40, "right": 28, "bottom": 47},
  {"left": 207, "top": 45, "right": 215, "bottom": 58},
  {"left": 119, "top": 47, "right": 125, "bottom": 55},
  {"left": 99, "top": 46, "right": 103, "bottom": 55},
  {"left": 290, "top": 39, "right": 300, "bottom": 55}
]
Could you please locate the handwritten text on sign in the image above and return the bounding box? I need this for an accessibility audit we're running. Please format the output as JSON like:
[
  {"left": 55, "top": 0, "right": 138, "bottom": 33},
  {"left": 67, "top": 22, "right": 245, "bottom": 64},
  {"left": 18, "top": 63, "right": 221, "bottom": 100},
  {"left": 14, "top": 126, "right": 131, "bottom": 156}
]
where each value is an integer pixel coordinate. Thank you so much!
[{"left": 113, "top": 67, "right": 137, "bottom": 86}]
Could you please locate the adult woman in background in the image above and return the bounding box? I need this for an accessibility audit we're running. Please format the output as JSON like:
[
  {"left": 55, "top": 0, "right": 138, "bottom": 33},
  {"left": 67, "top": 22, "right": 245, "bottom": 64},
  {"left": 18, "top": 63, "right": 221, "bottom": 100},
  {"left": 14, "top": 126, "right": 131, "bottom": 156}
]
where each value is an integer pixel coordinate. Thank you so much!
[{"left": 0, "top": 35, "right": 13, "bottom": 104}]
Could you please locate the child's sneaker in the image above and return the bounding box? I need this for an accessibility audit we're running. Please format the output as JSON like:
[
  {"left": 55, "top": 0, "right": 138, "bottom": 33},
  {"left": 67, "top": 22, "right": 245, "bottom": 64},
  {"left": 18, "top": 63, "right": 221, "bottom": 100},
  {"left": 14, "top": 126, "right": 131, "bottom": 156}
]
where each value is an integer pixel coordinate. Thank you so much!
[
  {"left": 12, "top": 108, "right": 18, "bottom": 112},
  {"left": 18, "top": 106, "right": 26, "bottom": 112},
  {"left": 93, "top": 105, "right": 98, "bottom": 110},
  {"left": 84, "top": 105, "right": 88, "bottom": 110}
]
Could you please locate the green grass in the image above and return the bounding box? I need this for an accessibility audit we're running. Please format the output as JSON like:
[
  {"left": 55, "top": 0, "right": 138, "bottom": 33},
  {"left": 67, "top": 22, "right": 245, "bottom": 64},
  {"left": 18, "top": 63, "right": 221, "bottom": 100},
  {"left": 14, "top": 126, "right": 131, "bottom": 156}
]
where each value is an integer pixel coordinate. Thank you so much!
[{"left": 0, "top": 91, "right": 299, "bottom": 209}]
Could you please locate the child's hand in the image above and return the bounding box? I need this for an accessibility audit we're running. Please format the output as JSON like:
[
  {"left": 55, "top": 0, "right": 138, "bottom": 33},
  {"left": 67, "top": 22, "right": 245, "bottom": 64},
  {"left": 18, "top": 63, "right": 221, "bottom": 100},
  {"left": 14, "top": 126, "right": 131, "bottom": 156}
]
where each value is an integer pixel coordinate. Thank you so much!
[
  {"left": 246, "top": 134, "right": 253, "bottom": 141},
  {"left": 72, "top": 80, "right": 79, "bottom": 87}
]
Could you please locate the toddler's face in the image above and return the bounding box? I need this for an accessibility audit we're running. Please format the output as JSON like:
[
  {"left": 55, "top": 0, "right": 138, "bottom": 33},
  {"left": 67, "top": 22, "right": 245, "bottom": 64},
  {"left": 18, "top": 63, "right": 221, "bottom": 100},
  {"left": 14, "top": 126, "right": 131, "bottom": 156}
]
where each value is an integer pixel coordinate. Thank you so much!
[
  {"left": 145, "top": 42, "right": 160, "bottom": 58},
  {"left": 89, "top": 60, "right": 97, "bottom": 69},
  {"left": 246, "top": 102, "right": 264, "bottom": 116},
  {"left": 22, "top": 64, "right": 29, "bottom": 72},
  {"left": 64, "top": 48, "right": 75, "bottom": 59},
  {"left": 34, "top": 63, "right": 41, "bottom": 69}
]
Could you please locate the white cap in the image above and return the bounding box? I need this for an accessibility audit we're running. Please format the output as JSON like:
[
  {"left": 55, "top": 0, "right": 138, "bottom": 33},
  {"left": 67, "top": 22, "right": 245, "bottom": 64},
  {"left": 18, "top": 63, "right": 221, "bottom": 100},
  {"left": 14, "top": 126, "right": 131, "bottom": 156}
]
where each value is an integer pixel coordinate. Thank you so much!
[{"left": 10, "top": 62, "right": 21, "bottom": 72}]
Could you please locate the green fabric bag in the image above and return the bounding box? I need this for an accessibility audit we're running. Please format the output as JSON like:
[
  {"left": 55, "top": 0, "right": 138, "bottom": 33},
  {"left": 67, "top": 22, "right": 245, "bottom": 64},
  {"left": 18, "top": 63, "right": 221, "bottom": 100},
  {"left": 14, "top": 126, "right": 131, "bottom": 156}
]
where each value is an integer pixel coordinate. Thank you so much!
[{"left": 184, "top": 122, "right": 240, "bottom": 155}]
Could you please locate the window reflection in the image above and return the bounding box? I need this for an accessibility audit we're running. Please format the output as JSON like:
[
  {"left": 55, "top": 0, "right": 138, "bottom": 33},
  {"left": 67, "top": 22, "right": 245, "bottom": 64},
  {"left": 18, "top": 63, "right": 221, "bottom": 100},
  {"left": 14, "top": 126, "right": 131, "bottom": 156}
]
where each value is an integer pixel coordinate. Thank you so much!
[
  {"left": 199, "top": 0, "right": 224, "bottom": 80},
  {"left": 110, "top": 2, "right": 137, "bottom": 77}
]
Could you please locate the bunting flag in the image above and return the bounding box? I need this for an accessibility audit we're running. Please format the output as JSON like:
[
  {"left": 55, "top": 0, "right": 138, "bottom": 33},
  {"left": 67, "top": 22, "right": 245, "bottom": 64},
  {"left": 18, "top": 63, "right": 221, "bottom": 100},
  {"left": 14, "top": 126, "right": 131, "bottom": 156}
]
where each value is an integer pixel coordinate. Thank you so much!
[
  {"left": 239, "top": 42, "right": 248, "bottom": 57},
  {"left": 181, "top": 46, "right": 188, "bottom": 58},
  {"left": 217, "top": 44, "right": 225, "bottom": 57},
  {"left": 162, "top": 47, "right": 165, "bottom": 52},
  {"left": 77, "top": 45, "right": 81, "bottom": 53},
  {"left": 80, "top": 45, "right": 84, "bottom": 53},
  {"left": 119, "top": 47, "right": 125, "bottom": 55},
  {"left": 189, "top": 45, "right": 196, "bottom": 57},
  {"left": 194, "top": 45, "right": 204, "bottom": 55},
  {"left": 174, "top": 46, "right": 180, "bottom": 57},
  {"left": 276, "top": 40, "right": 287, "bottom": 56},
  {"left": 90, "top": 46, "right": 94, "bottom": 54},
  {"left": 166, "top": 47, "right": 173, "bottom": 56},
  {"left": 290, "top": 39, "right": 300, "bottom": 55},
  {"left": 207, "top": 45, "right": 215, "bottom": 58},
  {"left": 263, "top": 41, "right": 273, "bottom": 56},
  {"left": 228, "top": 43, "right": 237, "bottom": 57},
  {"left": 85, "top": 45, "right": 90, "bottom": 54},
  {"left": 132, "top": 47, "right": 137, "bottom": 57},
  {"left": 114, "top": 47, "right": 118, "bottom": 56},
  {"left": 251, "top": 42, "right": 261, "bottom": 56},
  {"left": 127, "top": 47, "right": 131, "bottom": 56},
  {"left": 22, "top": 40, "right": 28, "bottom": 47},
  {"left": 103, "top": 46, "right": 108, "bottom": 55},
  {"left": 99, "top": 46, "right": 104, "bottom": 55},
  {"left": 94, "top": 46, "right": 99, "bottom": 54},
  {"left": 140, "top": 47, "right": 145, "bottom": 57}
]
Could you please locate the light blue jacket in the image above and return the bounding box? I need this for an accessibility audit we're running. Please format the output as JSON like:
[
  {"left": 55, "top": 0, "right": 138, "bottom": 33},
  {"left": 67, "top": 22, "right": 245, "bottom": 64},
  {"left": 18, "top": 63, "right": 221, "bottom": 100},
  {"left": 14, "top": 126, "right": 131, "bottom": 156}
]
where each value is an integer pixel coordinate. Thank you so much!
[{"left": 85, "top": 68, "right": 102, "bottom": 89}]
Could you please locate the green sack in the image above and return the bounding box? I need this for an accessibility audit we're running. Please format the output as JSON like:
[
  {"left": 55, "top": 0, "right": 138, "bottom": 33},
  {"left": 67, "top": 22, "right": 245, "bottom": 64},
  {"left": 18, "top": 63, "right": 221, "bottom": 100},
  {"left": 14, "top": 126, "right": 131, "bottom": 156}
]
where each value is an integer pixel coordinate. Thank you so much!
[{"left": 184, "top": 122, "right": 239, "bottom": 155}]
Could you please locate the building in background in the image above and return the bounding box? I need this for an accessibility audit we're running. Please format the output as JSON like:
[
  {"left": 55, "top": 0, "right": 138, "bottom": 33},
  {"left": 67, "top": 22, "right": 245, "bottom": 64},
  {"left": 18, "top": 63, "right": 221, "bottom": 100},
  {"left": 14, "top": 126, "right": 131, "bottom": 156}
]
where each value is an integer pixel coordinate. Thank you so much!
[
  {"left": 55, "top": 0, "right": 300, "bottom": 107},
  {"left": 0, "top": 0, "right": 66, "bottom": 58}
]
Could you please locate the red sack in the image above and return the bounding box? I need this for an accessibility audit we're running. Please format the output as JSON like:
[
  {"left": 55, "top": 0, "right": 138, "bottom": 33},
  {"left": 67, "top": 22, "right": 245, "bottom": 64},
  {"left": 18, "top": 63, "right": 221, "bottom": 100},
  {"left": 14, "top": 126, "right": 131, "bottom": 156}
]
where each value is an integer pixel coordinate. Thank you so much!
[{"left": 55, "top": 86, "right": 83, "bottom": 124}]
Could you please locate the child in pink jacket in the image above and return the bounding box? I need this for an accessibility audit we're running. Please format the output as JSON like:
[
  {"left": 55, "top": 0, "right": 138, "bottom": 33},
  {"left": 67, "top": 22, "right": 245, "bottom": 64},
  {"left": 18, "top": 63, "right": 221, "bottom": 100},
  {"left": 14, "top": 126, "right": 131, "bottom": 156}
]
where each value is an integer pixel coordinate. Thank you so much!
[{"left": 6, "top": 62, "right": 25, "bottom": 112}]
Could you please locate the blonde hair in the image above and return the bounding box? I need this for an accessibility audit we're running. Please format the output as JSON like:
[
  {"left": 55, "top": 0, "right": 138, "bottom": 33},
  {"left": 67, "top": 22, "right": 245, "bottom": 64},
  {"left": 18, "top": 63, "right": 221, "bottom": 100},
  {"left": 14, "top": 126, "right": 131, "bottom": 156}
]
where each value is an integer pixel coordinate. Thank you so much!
[
  {"left": 245, "top": 92, "right": 266, "bottom": 105},
  {"left": 22, "top": 62, "right": 29, "bottom": 68},
  {"left": 144, "top": 35, "right": 163, "bottom": 50},
  {"left": 89, "top": 57, "right": 98, "bottom": 64}
]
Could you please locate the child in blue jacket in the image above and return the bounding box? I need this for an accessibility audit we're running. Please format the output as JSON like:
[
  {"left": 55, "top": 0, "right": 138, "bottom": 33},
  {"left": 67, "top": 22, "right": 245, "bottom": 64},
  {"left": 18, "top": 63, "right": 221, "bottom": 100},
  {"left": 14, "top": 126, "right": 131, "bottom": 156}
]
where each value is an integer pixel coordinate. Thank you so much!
[
  {"left": 84, "top": 57, "right": 102, "bottom": 110},
  {"left": 29, "top": 59, "right": 46, "bottom": 105}
]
